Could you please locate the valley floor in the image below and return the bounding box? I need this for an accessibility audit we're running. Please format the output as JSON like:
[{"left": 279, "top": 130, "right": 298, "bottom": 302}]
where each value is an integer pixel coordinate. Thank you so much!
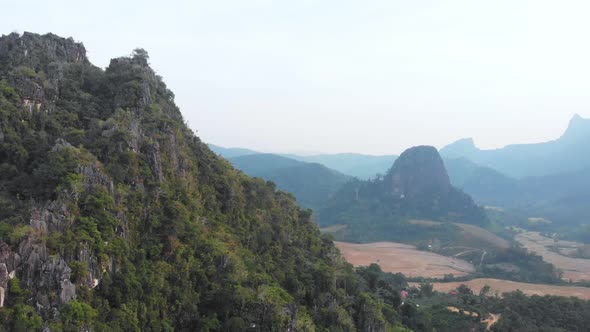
[
  {"left": 515, "top": 231, "right": 590, "bottom": 282},
  {"left": 334, "top": 241, "right": 475, "bottom": 278},
  {"left": 411, "top": 278, "right": 590, "bottom": 300}
]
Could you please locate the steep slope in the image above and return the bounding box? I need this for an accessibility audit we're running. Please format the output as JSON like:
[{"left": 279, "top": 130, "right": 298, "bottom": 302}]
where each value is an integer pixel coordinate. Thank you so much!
[
  {"left": 0, "top": 32, "right": 393, "bottom": 331},
  {"left": 440, "top": 114, "right": 590, "bottom": 178},
  {"left": 319, "top": 146, "right": 487, "bottom": 243},
  {"left": 229, "top": 154, "right": 351, "bottom": 210}
]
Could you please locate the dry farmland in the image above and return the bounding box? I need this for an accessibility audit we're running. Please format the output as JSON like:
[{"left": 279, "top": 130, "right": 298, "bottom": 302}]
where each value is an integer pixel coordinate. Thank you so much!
[
  {"left": 413, "top": 278, "right": 590, "bottom": 300},
  {"left": 515, "top": 232, "right": 590, "bottom": 282},
  {"left": 335, "top": 241, "right": 475, "bottom": 278}
]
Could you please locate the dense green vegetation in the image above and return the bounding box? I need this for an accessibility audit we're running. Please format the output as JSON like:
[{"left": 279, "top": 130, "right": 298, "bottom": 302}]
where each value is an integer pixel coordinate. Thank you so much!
[
  {"left": 342, "top": 264, "right": 590, "bottom": 332},
  {"left": 0, "top": 32, "right": 408, "bottom": 331},
  {"left": 318, "top": 147, "right": 487, "bottom": 243},
  {"left": 1, "top": 31, "right": 589, "bottom": 332}
]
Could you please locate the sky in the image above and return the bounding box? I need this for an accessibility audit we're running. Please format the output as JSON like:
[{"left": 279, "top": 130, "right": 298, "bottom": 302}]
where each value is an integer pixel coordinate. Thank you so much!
[{"left": 2, "top": 0, "right": 590, "bottom": 155}]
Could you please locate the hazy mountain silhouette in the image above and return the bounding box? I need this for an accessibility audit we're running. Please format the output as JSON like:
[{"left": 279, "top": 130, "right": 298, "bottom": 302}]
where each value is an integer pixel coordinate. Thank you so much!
[
  {"left": 320, "top": 146, "right": 487, "bottom": 232},
  {"left": 284, "top": 153, "right": 397, "bottom": 180},
  {"left": 208, "top": 143, "right": 258, "bottom": 158},
  {"left": 441, "top": 114, "right": 590, "bottom": 178},
  {"left": 445, "top": 158, "right": 590, "bottom": 225},
  {"left": 228, "top": 154, "right": 351, "bottom": 210}
]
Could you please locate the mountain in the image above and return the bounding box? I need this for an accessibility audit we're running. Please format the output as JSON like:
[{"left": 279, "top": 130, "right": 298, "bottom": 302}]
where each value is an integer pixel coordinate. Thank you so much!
[
  {"left": 444, "top": 158, "right": 521, "bottom": 205},
  {"left": 286, "top": 153, "right": 397, "bottom": 180},
  {"left": 440, "top": 114, "right": 590, "bottom": 178},
  {"left": 207, "top": 143, "right": 258, "bottom": 158},
  {"left": 229, "top": 153, "right": 304, "bottom": 175},
  {"left": 207, "top": 144, "right": 397, "bottom": 180},
  {"left": 319, "top": 146, "right": 487, "bottom": 242},
  {"left": 0, "top": 32, "right": 398, "bottom": 331},
  {"left": 444, "top": 158, "right": 590, "bottom": 226},
  {"left": 228, "top": 154, "right": 351, "bottom": 210}
]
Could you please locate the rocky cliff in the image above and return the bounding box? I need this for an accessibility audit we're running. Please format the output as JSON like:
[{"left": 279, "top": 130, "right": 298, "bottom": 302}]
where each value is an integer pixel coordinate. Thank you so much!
[
  {"left": 0, "top": 32, "right": 392, "bottom": 331},
  {"left": 385, "top": 145, "right": 451, "bottom": 199}
]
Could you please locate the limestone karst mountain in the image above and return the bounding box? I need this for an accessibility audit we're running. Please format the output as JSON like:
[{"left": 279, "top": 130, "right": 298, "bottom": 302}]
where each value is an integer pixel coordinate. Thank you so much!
[
  {"left": 319, "top": 146, "right": 487, "bottom": 242},
  {"left": 0, "top": 32, "right": 396, "bottom": 331},
  {"left": 441, "top": 114, "right": 590, "bottom": 178}
]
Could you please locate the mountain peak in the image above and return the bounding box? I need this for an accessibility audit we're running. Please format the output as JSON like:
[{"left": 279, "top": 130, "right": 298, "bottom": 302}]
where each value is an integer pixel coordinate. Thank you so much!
[
  {"left": 561, "top": 114, "right": 590, "bottom": 141},
  {"left": 0, "top": 32, "right": 88, "bottom": 73},
  {"left": 440, "top": 137, "right": 478, "bottom": 159},
  {"left": 386, "top": 145, "right": 450, "bottom": 198}
]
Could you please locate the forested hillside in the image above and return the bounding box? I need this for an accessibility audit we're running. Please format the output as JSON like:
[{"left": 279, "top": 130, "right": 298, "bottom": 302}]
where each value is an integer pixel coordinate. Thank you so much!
[
  {"left": 319, "top": 146, "right": 487, "bottom": 243},
  {"left": 0, "top": 32, "right": 404, "bottom": 331}
]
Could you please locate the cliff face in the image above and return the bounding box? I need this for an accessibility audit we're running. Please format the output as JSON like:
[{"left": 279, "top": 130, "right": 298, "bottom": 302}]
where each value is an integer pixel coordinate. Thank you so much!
[
  {"left": 0, "top": 32, "right": 387, "bottom": 331},
  {"left": 386, "top": 145, "right": 451, "bottom": 199},
  {"left": 319, "top": 145, "right": 487, "bottom": 233}
]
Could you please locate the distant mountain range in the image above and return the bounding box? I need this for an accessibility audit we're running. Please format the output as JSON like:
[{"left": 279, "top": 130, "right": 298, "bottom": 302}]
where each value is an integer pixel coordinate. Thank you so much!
[
  {"left": 208, "top": 144, "right": 259, "bottom": 158},
  {"left": 445, "top": 157, "right": 590, "bottom": 226},
  {"left": 208, "top": 144, "right": 396, "bottom": 180},
  {"left": 441, "top": 114, "right": 590, "bottom": 178},
  {"left": 318, "top": 146, "right": 487, "bottom": 242},
  {"left": 228, "top": 154, "right": 350, "bottom": 210},
  {"left": 210, "top": 114, "right": 590, "bottom": 226},
  {"left": 284, "top": 153, "right": 397, "bottom": 180}
]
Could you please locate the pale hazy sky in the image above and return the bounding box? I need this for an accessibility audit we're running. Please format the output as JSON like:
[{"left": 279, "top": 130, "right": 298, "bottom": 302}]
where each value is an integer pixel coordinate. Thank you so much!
[{"left": 3, "top": 1, "right": 590, "bottom": 155}]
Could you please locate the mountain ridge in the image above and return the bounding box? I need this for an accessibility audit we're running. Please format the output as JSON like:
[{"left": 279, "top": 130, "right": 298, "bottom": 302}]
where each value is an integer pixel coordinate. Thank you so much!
[
  {"left": 0, "top": 32, "right": 394, "bottom": 331},
  {"left": 441, "top": 114, "right": 590, "bottom": 177}
]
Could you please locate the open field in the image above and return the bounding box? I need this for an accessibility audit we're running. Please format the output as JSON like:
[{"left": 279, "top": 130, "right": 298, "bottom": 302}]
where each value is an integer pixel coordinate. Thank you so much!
[
  {"left": 408, "top": 219, "right": 509, "bottom": 250},
  {"left": 335, "top": 241, "right": 475, "bottom": 278},
  {"left": 412, "top": 278, "right": 590, "bottom": 300},
  {"left": 515, "top": 232, "right": 590, "bottom": 281},
  {"left": 454, "top": 223, "right": 510, "bottom": 249}
]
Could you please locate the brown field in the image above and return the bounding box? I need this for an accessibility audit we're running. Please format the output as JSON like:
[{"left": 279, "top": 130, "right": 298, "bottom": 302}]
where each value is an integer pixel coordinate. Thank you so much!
[
  {"left": 454, "top": 223, "right": 510, "bottom": 249},
  {"left": 335, "top": 241, "right": 475, "bottom": 278},
  {"left": 412, "top": 278, "right": 590, "bottom": 300},
  {"left": 515, "top": 232, "right": 590, "bottom": 281},
  {"left": 408, "top": 219, "right": 509, "bottom": 250}
]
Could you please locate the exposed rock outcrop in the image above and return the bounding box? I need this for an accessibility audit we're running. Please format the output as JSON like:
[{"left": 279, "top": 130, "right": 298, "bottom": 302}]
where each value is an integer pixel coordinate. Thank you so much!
[{"left": 386, "top": 145, "right": 451, "bottom": 199}]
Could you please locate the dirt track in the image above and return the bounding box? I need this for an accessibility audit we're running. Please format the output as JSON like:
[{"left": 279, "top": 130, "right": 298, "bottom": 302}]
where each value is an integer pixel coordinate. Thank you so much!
[{"left": 335, "top": 241, "right": 475, "bottom": 278}]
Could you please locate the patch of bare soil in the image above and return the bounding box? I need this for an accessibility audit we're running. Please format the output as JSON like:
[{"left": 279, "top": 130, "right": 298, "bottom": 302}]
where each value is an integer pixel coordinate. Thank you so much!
[
  {"left": 419, "top": 278, "right": 590, "bottom": 300},
  {"left": 335, "top": 241, "right": 475, "bottom": 278},
  {"left": 515, "top": 232, "right": 590, "bottom": 281}
]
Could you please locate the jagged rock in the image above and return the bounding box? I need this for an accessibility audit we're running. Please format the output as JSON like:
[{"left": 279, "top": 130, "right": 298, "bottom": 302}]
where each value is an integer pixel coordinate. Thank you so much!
[
  {"left": 150, "top": 140, "right": 164, "bottom": 182},
  {"left": 59, "top": 279, "right": 76, "bottom": 304},
  {"left": 51, "top": 138, "right": 74, "bottom": 152},
  {"left": 0, "top": 32, "right": 88, "bottom": 73},
  {"left": 78, "top": 163, "right": 111, "bottom": 189},
  {"left": 0, "top": 263, "right": 8, "bottom": 307}
]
